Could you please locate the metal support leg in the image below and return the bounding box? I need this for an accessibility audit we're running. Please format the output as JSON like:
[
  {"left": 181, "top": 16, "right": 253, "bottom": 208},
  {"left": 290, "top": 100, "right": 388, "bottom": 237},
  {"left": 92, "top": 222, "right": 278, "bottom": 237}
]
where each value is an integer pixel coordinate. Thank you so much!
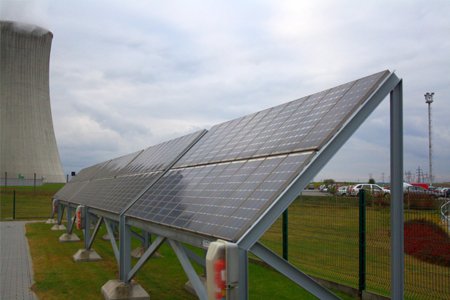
[
  {"left": 84, "top": 209, "right": 91, "bottom": 249},
  {"left": 57, "top": 203, "right": 64, "bottom": 224},
  {"left": 203, "top": 249, "right": 207, "bottom": 276},
  {"left": 390, "top": 80, "right": 404, "bottom": 299},
  {"left": 143, "top": 231, "right": 150, "bottom": 249},
  {"left": 67, "top": 206, "right": 74, "bottom": 234},
  {"left": 238, "top": 247, "right": 249, "bottom": 300},
  {"left": 119, "top": 216, "right": 132, "bottom": 284}
]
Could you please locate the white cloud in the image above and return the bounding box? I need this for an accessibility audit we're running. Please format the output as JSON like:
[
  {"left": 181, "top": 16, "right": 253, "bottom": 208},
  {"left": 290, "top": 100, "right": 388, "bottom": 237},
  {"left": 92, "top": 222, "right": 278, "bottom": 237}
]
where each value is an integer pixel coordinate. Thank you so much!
[{"left": 4, "top": 0, "right": 450, "bottom": 182}]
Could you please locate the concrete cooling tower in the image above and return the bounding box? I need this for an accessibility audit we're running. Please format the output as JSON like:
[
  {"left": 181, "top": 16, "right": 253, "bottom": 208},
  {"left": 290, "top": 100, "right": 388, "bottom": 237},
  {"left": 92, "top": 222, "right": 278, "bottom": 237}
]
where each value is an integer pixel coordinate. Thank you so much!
[{"left": 1, "top": 21, "right": 65, "bottom": 183}]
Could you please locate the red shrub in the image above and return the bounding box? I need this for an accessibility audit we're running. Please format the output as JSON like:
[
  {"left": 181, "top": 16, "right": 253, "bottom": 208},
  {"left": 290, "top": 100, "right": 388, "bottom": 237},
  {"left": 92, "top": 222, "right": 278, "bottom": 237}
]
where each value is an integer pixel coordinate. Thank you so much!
[{"left": 404, "top": 219, "right": 450, "bottom": 267}]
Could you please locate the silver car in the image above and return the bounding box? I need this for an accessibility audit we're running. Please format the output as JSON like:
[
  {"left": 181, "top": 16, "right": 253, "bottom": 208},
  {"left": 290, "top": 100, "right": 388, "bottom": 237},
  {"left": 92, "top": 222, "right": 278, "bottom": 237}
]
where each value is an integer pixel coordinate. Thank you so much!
[{"left": 337, "top": 186, "right": 348, "bottom": 196}]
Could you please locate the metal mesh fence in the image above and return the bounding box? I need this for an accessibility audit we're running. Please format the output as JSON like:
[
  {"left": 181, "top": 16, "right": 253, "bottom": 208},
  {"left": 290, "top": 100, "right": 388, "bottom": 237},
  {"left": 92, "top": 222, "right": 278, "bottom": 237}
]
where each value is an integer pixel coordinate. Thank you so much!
[
  {"left": 0, "top": 184, "right": 63, "bottom": 220},
  {"left": 259, "top": 190, "right": 450, "bottom": 300}
]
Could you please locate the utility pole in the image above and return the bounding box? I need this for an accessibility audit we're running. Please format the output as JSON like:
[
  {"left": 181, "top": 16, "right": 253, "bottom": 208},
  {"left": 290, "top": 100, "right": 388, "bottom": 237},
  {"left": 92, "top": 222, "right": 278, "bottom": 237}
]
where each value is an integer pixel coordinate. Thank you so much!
[
  {"left": 416, "top": 166, "right": 422, "bottom": 183},
  {"left": 425, "top": 92, "right": 434, "bottom": 186}
]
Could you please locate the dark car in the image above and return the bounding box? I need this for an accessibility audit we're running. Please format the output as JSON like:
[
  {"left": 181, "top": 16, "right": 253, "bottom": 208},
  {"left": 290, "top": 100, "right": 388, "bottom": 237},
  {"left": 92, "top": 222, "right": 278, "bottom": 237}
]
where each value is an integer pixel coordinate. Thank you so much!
[{"left": 308, "top": 184, "right": 315, "bottom": 190}]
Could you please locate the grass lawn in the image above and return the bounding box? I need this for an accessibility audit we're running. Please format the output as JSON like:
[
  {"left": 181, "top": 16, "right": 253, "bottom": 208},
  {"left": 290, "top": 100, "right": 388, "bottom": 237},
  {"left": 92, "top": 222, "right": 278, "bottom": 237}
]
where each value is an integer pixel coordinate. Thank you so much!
[
  {"left": 9, "top": 185, "right": 450, "bottom": 299},
  {"left": 1, "top": 184, "right": 64, "bottom": 220},
  {"left": 26, "top": 222, "right": 356, "bottom": 299}
]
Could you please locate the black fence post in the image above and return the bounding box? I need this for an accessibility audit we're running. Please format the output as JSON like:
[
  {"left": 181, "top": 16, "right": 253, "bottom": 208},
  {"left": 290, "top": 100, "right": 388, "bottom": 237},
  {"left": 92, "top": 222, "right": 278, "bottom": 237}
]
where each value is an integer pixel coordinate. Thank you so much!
[
  {"left": 13, "top": 190, "right": 16, "bottom": 220},
  {"left": 359, "top": 189, "right": 367, "bottom": 298},
  {"left": 283, "top": 208, "right": 288, "bottom": 261}
]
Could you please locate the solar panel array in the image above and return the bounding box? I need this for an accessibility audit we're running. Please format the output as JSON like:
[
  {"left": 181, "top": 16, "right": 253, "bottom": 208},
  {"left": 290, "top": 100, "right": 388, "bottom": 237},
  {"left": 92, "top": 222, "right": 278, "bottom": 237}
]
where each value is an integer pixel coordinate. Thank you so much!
[
  {"left": 53, "top": 130, "right": 206, "bottom": 214},
  {"left": 55, "top": 70, "right": 389, "bottom": 241}
]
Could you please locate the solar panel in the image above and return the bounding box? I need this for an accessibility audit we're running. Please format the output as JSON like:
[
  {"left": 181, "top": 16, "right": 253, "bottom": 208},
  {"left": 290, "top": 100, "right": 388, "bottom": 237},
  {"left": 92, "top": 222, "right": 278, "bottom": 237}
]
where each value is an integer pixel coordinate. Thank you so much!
[
  {"left": 90, "top": 150, "right": 143, "bottom": 180},
  {"left": 55, "top": 130, "right": 206, "bottom": 213},
  {"left": 70, "top": 173, "right": 161, "bottom": 213},
  {"left": 116, "top": 130, "right": 206, "bottom": 176},
  {"left": 69, "top": 160, "right": 111, "bottom": 183},
  {"left": 54, "top": 181, "right": 89, "bottom": 201},
  {"left": 126, "top": 152, "right": 313, "bottom": 241},
  {"left": 125, "top": 70, "right": 389, "bottom": 242},
  {"left": 174, "top": 71, "right": 388, "bottom": 169},
  {"left": 57, "top": 71, "right": 389, "bottom": 242}
]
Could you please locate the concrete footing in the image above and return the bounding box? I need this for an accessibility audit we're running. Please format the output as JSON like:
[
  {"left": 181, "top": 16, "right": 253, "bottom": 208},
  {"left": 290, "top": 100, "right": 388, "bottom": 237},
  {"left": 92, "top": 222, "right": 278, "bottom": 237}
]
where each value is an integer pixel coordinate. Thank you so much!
[
  {"left": 73, "top": 249, "right": 103, "bottom": 262},
  {"left": 101, "top": 279, "right": 150, "bottom": 300},
  {"left": 131, "top": 247, "right": 163, "bottom": 259},
  {"left": 59, "top": 233, "right": 81, "bottom": 243},
  {"left": 185, "top": 275, "right": 207, "bottom": 297},
  {"left": 51, "top": 224, "right": 66, "bottom": 230},
  {"left": 45, "top": 218, "right": 58, "bottom": 224},
  {"left": 101, "top": 232, "right": 119, "bottom": 241}
]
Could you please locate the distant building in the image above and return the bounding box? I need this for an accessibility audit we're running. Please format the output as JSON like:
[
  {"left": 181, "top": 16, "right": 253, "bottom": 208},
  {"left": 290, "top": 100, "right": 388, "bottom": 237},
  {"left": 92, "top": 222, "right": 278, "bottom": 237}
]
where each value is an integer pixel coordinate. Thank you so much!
[{"left": 1, "top": 21, "right": 65, "bottom": 184}]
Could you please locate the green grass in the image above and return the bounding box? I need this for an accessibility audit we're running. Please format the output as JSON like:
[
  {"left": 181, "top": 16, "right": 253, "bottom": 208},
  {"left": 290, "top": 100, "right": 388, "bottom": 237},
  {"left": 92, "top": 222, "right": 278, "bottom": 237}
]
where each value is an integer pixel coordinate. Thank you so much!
[
  {"left": 0, "top": 184, "right": 64, "bottom": 220},
  {"left": 8, "top": 185, "right": 450, "bottom": 299},
  {"left": 26, "top": 222, "right": 356, "bottom": 300},
  {"left": 259, "top": 195, "right": 450, "bottom": 299}
]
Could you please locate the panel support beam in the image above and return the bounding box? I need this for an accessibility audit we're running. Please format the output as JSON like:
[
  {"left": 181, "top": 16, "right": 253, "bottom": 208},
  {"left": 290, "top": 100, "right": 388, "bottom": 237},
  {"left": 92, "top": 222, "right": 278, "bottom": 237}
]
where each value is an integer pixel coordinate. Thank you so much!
[
  {"left": 104, "top": 218, "right": 120, "bottom": 266},
  {"left": 168, "top": 239, "right": 208, "bottom": 300},
  {"left": 250, "top": 242, "right": 341, "bottom": 300},
  {"left": 127, "top": 235, "right": 166, "bottom": 281},
  {"left": 86, "top": 215, "right": 103, "bottom": 250}
]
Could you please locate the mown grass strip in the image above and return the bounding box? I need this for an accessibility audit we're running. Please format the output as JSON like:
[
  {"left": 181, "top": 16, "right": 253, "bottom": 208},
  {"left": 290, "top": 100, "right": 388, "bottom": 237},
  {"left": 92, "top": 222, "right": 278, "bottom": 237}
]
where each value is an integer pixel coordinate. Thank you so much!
[
  {"left": 1, "top": 184, "right": 64, "bottom": 220},
  {"left": 26, "top": 222, "right": 355, "bottom": 299}
]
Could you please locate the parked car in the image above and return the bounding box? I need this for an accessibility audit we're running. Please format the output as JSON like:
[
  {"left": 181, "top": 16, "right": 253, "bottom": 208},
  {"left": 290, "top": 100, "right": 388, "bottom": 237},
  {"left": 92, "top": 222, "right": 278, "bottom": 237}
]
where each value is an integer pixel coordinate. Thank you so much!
[
  {"left": 350, "top": 184, "right": 386, "bottom": 197},
  {"left": 403, "top": 185, "right": 437, "bottom": 200},
  {"left": 439, "top": 188, "right": 450, "bottom": 198},
  {"left": 428, "top": 186, "right": 438, "bottom": 193},
  {"left": 383, "top": 186, "right": 391, "bottom": 194},
  {"left": 409, "top": 183, "right": 429, "bottom": 190},
  {"left": 337, "top": 186, "right": 348, "bottom": 196},
  {"left": 346, "top": 185, "right": 353, "bottom": 195},
  {"left": 308, "top": 184, "right": 315, "bottom": 190}
]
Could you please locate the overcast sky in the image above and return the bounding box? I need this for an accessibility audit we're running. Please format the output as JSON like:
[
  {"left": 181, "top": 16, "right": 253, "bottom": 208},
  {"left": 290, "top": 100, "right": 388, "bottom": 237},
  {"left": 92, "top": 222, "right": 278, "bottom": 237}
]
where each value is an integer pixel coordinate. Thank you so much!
[{"left": 2, "top": 0, "right": 449, "bottom": 183}]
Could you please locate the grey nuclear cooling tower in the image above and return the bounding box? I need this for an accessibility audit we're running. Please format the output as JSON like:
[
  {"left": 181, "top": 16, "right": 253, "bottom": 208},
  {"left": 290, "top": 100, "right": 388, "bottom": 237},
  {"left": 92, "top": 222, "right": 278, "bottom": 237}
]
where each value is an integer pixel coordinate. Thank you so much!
[{"left": 1, "top": 21, "right": 65, "bottom": 183}]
